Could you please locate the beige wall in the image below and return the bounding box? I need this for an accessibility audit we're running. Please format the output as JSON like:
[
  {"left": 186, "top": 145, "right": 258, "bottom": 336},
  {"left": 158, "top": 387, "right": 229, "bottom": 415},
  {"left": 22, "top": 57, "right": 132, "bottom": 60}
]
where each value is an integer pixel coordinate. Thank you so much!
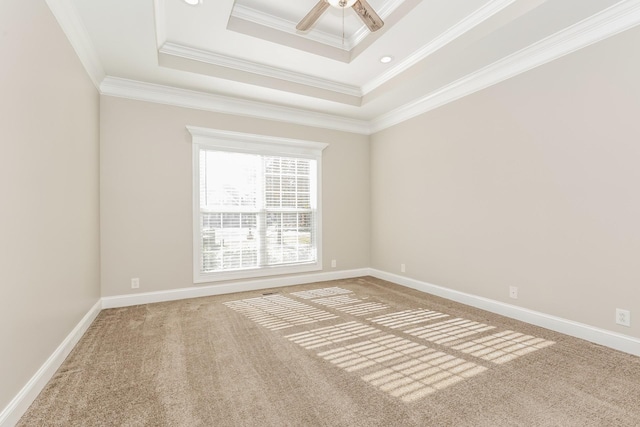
[
  {"left": 371, "top": 26, "right": 640, "bottom": 337},
  {"left": 100, "top": 97, "right": 370, "bottom": 297},
  {"left": 0, "top": 0, "right": 101, "bottom": 412}
]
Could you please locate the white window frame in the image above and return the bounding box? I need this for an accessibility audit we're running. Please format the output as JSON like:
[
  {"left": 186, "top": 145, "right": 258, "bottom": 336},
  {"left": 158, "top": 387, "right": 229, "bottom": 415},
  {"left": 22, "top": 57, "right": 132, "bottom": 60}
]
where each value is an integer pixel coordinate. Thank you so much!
[{"left": 188, "top": 126, "right": 328, "bottom": 284}]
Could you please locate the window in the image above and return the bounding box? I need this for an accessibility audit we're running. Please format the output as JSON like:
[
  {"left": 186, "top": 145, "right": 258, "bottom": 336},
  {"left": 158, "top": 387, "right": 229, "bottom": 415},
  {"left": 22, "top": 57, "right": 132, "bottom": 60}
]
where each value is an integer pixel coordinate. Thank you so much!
[{"left": 189, "top": 127, "right": 328, "bottom": 283}]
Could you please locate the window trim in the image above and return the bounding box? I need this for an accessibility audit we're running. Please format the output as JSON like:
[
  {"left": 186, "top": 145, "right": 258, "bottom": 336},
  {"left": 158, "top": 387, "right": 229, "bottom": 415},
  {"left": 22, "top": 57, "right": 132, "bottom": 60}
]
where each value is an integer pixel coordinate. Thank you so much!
[{"left": 188, "top": 126, "right": 328, "bottom": 284}]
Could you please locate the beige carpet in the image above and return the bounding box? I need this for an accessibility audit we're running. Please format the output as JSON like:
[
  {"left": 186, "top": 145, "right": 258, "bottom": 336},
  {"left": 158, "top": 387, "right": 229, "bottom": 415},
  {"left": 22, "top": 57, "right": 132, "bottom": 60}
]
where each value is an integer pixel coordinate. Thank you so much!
[{"left": 19, "top": 277, "right": 640, "bottom": 426}]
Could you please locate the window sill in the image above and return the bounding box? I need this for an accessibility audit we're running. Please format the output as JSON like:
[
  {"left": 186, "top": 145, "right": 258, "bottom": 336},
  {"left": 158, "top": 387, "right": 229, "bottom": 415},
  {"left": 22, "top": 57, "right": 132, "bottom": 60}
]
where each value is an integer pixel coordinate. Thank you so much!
[{"left": 194, "top": 261, "right": 322, "bottom": 284}]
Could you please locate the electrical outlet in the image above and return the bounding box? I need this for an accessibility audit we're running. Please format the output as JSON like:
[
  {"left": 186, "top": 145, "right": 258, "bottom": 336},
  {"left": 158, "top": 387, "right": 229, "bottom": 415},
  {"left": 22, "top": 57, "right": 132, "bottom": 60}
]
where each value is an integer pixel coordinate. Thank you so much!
[
  {"left": 131, "top": 278, "right": 140, "bottom": 289},
  {"left": 616, "top": 308, "right": 631, "bottom": 327},
  {"left": 401, "top": 264, "right": 406, "bottom": 273},
  {"left": 331, "top": 259, "right": 337, "bottom": 268},
  {"left": 509, "top": 286, "right": 518, "bottom": 299}
]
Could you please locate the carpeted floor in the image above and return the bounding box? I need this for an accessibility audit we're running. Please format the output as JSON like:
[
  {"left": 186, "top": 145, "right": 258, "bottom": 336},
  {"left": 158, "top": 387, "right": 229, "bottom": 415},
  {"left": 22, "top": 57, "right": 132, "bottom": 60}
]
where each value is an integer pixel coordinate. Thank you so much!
[{"left": 19, "top": 277, "right": 640, "bottom": 426}]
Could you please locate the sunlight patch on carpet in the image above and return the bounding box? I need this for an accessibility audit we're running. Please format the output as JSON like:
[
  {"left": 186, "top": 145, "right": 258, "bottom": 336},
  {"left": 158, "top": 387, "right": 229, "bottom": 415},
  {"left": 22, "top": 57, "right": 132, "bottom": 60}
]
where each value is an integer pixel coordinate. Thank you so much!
[
  {"left": 292, "top": 288, "right": 390, "bottom": 317},
  {"left": 290, "top": 287, "right": 353, "bottom": 299},
  {"left": 307, "top": 295, "right": 362, "bottom": 307},
  {"left": 405, "top": 318, "right": 496, "bottom": 345},
  {"left": 368, "top": 309, "right": 450, "bottom": 329},
  {"left": 224, "top": 295, "right": 337, "bottom": 330},
  {"left": 319, "top": 334, "right": 428, "bottom": 372},
  {"left": 333, "top": 302, "right": 389, "bottom": 316},
  {"left": 285, "top": 321, "right": 381, "bottom": 349},
  {"left": 450, "top": 330, "right": 555, "bottom": 364},
  {"left": 317, "top": 335, "right": 487, "bottom": 402}
]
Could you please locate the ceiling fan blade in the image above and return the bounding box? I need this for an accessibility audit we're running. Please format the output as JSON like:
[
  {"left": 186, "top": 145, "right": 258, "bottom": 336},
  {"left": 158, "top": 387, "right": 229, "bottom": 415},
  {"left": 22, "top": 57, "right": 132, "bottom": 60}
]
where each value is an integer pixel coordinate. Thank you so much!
[
  {"left": 352, "top": 0, "right": 384, "bottom": 32},
  {"left": 296, "top": 1, "right": 330, "bottom": 31}
]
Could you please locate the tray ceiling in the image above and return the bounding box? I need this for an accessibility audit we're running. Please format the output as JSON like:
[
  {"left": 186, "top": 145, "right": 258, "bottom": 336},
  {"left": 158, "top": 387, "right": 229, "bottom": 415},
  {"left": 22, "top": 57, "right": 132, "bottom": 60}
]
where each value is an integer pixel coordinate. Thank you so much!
[{"left": 60, "top": 0, "right": 640, "bottom": 133}]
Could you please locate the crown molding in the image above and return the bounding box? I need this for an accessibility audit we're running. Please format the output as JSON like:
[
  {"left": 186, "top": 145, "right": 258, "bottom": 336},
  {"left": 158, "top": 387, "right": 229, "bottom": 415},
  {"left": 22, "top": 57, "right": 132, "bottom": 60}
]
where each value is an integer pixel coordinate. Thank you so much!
[
  {"left": 100, "top": 76, "right": 371, "bottom": 135},
  {"left": 362, "top": 0, "right": 517, "bottom": 95},
  {"left": 44, "top": 0, "right": 105, "bottom": 90},
  {"left": 370, "top": 0, "right": 640, "bottom": 133},
  {"left": 160, "top": 42, "right": 362, "bottom": 98}
]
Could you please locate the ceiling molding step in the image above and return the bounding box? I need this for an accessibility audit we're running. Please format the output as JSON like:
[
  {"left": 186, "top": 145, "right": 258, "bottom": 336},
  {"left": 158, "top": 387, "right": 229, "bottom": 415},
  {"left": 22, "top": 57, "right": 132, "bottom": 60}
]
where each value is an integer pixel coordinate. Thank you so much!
[
  {"left": 231, "top": 0, "right": 404, "bottom": 52},
  {"left": 153, "top": 0, "right": 166, "bottom": 48},
  {"left": 99, "top": 76, "right": 371, "bottom": 135},
  {"left": 370, "top": 0, "right": 640, "bottom": 133},
  {"left": 362, "top": 0, "right": 517, "bottom": 95},
  {"left": 160, "top": 42, "right": 362, "bottom": 98},
  {"left": 44, "top": 0, "right": 105, "bottom": 90},
  {"left": 231, "top": 4, "right": 354, "bottom": 50}
]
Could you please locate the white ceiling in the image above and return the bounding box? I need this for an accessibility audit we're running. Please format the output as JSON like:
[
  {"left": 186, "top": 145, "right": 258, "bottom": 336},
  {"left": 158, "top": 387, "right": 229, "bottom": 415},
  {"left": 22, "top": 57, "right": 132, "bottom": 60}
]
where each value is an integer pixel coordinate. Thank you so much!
[{"left": 56, "top": 0, "right": 640, "bottom": 133}]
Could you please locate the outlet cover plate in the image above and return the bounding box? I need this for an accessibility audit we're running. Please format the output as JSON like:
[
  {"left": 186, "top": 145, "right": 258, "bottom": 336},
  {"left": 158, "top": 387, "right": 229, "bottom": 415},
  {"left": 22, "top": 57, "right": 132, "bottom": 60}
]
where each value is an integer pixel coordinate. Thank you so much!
[{"left": 616, "top": 308, "right": 631, "bottom": 327}]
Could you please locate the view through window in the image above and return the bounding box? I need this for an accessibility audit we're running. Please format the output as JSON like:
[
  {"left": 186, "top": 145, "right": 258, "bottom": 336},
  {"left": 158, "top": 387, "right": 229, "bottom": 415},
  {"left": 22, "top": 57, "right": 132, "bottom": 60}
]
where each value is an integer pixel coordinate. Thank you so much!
[{"left": 190, "top": 127, "right": 327, "bottom": 283}]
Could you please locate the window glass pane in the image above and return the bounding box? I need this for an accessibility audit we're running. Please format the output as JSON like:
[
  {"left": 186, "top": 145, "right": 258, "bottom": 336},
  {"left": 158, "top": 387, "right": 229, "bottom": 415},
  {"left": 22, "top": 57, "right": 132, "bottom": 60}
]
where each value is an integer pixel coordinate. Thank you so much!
[
  {"left": 266, "top": 212, "right": 283, "bottom": 265},
  {"left": 241, "top": 214, "right": 256, "bottom": 229},
  {"left": 202, "top": 212, "right": 259, "bottom": 273},
  {"left": 297, "top": 176, "right": 310, "bottom": 193},
  {"left": 297, "top": 161, "right": 310, "bottom": 175},
  {"left": 265, "top": 157, "right": 280, "bottom": 174},
  {"left": 281, "top": 158, "right": 296, "bottom": 175},
  {"left": 201, "top": 151, "right": 259, "bottom": 209},
  {"left": 266, "top": 192, "right": 281, "bottom": 208},
  {"left": 199, "top": 149, "right": 318, "bottom": 275},
  {"left": 282, "top": 176, "right": 295, "bottom": 192},
  {"left": 265, "top": 175, "right": 280, "bottom": 192},
  {"left": 282, "top": 192, "right": 296, "bottom": 208},
  {"left": 297, "top": 193, "right": 310, "bottom": 209},
  {"left": 263, "top": 211, "right": 314, "bottom": 266}
]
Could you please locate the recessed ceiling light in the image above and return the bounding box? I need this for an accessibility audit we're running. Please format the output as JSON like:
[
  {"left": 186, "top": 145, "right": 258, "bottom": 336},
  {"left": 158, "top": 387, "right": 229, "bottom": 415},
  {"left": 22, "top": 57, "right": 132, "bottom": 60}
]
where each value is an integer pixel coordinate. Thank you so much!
[
  {"left": 380, "top": 56, "right": 393, "bottom": 64},
  {"left": 183, "top": 0, "right": 201, "bottom": 5}
]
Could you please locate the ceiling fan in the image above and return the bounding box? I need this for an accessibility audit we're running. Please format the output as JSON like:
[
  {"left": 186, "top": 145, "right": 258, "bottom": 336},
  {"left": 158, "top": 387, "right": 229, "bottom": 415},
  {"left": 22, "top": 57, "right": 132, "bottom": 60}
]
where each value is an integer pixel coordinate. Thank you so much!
[{"left": 296, "top": 0, "right": 384, "bottom": 33}]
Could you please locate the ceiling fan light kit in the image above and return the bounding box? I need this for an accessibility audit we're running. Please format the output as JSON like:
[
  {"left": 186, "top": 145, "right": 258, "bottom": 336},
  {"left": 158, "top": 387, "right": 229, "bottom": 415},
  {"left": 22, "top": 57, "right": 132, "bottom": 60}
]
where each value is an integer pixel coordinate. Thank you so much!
[{"left": 296, "top": 0, "right": 384, "bottom": 33}]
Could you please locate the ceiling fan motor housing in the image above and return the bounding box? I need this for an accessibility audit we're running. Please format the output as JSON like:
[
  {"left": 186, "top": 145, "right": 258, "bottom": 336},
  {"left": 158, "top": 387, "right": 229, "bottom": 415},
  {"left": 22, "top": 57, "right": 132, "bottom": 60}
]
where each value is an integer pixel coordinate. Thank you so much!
[{"left": 328, "top": 0, "right": 358, "bottom": 8}]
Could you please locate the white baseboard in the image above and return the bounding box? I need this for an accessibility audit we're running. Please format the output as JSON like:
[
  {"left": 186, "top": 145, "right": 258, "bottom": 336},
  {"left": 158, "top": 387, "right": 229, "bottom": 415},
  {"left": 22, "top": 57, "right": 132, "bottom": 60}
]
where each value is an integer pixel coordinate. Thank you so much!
[
  {"left": 101, "top": 268, "right": 370, "bottom": 309},
  {"left": 0, "top": 300, "right": 102, "bottom": 427},
  {"left": 369, "top": 269, "right": 640, "bottom": 357}
]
